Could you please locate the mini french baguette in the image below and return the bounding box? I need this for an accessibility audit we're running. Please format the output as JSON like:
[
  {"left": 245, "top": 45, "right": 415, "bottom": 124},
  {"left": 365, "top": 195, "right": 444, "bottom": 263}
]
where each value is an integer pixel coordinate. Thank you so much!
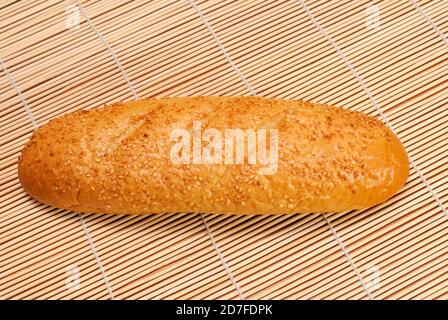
[{"left": 18, "top": 96, "right": 409, "bottom": 214}]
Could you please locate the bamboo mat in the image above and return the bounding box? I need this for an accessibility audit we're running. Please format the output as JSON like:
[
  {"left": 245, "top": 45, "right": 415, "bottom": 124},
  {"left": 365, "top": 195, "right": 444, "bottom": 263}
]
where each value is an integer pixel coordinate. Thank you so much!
[{"left": 0, "top": 0, "right": 447, "bottom": 300}]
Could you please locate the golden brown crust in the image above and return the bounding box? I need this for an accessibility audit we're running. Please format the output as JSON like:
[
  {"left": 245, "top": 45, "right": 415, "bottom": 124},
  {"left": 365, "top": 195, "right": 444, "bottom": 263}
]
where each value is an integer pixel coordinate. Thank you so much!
[{"left": 18, "top": 96, "right": 409, "bottom": 214}]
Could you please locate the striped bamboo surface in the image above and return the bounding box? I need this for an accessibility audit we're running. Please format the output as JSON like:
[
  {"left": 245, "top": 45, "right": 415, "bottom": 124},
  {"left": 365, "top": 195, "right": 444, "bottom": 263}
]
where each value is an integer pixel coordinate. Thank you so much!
[{"left": 1, "top": 0, "right": 447, "bottom": 300}]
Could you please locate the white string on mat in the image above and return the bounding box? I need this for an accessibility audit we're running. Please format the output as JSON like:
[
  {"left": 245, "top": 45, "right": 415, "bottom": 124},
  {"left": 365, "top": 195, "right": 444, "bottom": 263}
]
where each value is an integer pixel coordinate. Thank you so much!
[
  {"left": 410, "top": 0, "right": 448, "bottom": 45},
  {"left": 1, "top": 59, "right": 38, "bottom": 130},
  {"left": 188, "top": 0, "right": 372, "bottom": 300},
  {"left": 201, "top": 214, "right": 245, "bottom": 300},
  {"left": 76, "top": 0, "right": 138, "bottom": 100},
  {"left": 187, "top": 0, "right": 257, "bottom": 96},
  {"left": 322, "top": 213, "right": 373, "bottom": 299},
  {"left": 1, "top": 56, "right": 115, "bottom": 300},
  {"left": 75, "top": 0, "right": 244, "bottom": 299},
  {"left": 79, "top": 213, "right": 115, "bottom": 299},
  {"left": 297, "top": 0, "right": 448, "bottom": 221}
]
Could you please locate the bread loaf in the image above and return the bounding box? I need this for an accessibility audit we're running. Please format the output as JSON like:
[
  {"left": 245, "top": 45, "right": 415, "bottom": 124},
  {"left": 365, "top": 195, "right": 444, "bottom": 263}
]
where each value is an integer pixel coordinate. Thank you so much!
[{"left": 18, "top": 96, "right": 409, "bottom": 214}]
